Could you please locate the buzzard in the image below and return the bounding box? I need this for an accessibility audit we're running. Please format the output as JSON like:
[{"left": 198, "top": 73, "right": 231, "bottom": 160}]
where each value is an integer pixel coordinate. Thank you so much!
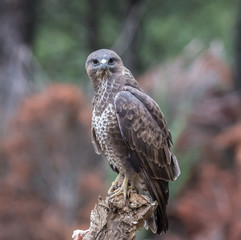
[{"left": 85, "top": 49, "right": 180, "bottom": 234}]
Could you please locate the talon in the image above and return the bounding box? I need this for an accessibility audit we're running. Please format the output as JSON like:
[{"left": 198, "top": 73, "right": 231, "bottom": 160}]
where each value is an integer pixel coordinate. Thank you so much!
[
  {"left": 107, "top": 173, "right": 121, "bottom": 195},
  {"left": 108, "top": 176, "right": 129, "bottom": 201}
]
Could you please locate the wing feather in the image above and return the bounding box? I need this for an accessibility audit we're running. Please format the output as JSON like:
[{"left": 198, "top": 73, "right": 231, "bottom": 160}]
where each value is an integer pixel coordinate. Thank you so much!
[
  {"left": 114, "top": 88, "right": 180, "bottom": 234},
  {"left": 115, "top": 90, "right": 179, "bottom": 181}
]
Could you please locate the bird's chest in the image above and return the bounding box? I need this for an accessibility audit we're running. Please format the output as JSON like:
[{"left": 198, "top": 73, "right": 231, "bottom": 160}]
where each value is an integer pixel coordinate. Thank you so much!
[
  {"left": 92, "top": 103, "right": 120, "bottom": 152},
  {"left": 92, "top": 103, "right": 127, "bottom": 173}
]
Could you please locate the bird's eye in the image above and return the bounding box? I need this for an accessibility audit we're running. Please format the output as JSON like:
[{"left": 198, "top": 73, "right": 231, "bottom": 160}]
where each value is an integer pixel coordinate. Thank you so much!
[
  {"left": 92, "top": 59, "right": 99, "bottom": 65},
  {"left": 108, "top": 58, "right": 115, "bottom": 65}
]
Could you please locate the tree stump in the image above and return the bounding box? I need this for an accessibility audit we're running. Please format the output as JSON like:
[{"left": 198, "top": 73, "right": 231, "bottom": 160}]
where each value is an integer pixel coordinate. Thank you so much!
[{"left": 73, "top": 177, "right": 158, "bottom": 240}]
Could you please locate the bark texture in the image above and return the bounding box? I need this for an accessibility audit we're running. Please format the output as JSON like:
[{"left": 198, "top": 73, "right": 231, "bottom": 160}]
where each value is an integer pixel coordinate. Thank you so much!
[{"left": 83, "top": 178, "right": 157, "bottom": 240}]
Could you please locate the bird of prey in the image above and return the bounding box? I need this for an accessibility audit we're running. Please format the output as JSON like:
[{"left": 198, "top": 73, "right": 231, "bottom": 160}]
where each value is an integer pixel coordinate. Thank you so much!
[{"left": 85, "top": 49, "right": 180, "bottom": 234}]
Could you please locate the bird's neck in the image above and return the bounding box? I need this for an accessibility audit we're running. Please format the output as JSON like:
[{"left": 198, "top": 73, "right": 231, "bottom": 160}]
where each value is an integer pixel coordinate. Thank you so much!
[
  {"left": 92, "top": 69, "right": 140, "bottom": 114},
  {"left": 93, "top": 74, "right": 124, "bottom": 114}
]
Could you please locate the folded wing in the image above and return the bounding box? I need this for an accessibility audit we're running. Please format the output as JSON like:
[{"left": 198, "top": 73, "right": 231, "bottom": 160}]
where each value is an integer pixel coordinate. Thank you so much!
[{"left": 114, "top": 87, "right": 180, "bottom": 233}]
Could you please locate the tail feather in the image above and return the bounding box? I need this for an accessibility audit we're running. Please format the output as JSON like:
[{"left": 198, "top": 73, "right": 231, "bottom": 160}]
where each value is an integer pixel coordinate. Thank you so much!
[
  {"left": 129, "top": 150, "right": 171, "bottom": 234},
  {"left": 141, "top": 170, "right": 169, "bottom": 233},
  {"left": 145, "top": 215, "right": 157, "bottom": 233}
]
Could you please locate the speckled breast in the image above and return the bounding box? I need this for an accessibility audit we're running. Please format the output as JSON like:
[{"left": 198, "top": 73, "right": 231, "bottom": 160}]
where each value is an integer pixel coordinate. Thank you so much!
[{"left": 92, "top": 102, "right": 127, "bottom": 173}]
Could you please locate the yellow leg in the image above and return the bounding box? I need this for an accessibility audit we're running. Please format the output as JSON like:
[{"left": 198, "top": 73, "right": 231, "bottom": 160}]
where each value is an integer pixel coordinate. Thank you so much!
[
  {"left": 108, "top": 175, "right": 129, "bottom": 201},
  {"left": 107, "top": 173, "right": 121, "bottom": 195}
]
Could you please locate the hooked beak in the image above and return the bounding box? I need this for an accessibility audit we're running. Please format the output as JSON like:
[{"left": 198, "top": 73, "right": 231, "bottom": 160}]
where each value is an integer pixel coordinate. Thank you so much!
[{"left": 100, "top": 59, "right": 107, "bottom": 69}]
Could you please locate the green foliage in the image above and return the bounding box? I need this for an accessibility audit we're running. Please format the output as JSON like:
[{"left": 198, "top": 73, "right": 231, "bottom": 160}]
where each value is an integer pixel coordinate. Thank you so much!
[
  {"left": 140, "top": 0, "right": 238, "bottom": 67},
  {"left": 33, "top": 0, "right": 239, "bottom": 85}
]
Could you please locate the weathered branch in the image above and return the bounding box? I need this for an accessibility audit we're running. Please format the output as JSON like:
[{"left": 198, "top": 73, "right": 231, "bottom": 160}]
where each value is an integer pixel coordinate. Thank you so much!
[{"left": 73, "top": 178, "right": 157, "bottom": 240}]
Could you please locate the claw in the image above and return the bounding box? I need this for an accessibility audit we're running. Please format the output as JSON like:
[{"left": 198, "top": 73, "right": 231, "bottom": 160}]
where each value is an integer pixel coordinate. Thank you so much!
[
  {"left": 108, "top": 176, "right": 129, "bottom": 201},
  {"left": 107, "top": 173, "right": 121, "bottom": 195}
]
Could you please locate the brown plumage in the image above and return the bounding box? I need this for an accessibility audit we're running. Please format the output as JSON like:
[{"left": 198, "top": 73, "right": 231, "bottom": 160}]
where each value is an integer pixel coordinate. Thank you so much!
[{"left": 85, "top": 49, "right": 180, "bottom": 234}]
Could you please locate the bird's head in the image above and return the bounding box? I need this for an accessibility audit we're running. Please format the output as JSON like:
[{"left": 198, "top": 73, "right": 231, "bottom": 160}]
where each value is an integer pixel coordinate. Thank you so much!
[{"left": 85, "top": 49, "right": 123, "bottom": 81}]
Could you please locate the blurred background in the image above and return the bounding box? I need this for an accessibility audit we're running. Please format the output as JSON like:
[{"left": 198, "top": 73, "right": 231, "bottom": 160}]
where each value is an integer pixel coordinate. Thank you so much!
[{"left": 0, "top": 0, "right": 241, "bottom": 239}]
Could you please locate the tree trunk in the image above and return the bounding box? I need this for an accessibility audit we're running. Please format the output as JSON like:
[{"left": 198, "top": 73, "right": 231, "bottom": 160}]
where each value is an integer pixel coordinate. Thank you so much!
[
  {"left": 0, "top": 0, "right": 38, "bottom": 125},
  {"left": 112, "top": 0, "right": 144, "bottom": 74},
  {"left": 85, "top": 0, "right": 100, "bottom": 51}
]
